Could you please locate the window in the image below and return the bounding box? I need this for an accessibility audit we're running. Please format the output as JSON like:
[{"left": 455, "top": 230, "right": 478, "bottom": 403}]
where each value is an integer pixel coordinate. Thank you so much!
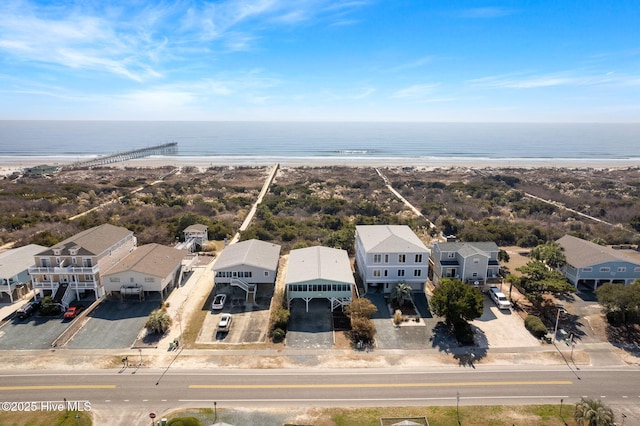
[
  {"left": 582, "top": 267, "right": 592, "bottom": 272},
  {"left": 472, "top": 272, "right": 478, "bottom": 278},
  {"left": 109, "top": 277, "right": 120, "bottom": 283},
  {"left": 398, "top": 269, "right": 405, "bottom": 277},
  {"left": 414, "top": 269, "right": 421, "bottom": 277},
  {"left": 447, "top": 252, "right": 455, "bottom": 258},
  {"left": 144, "top": 277, "right": 155, "bottom": 283},
  {"left": 373, "top": 270, "right": 381, "bottom": 277},
  {"left": 415, "top": 254, "right": 423, "bottom": 263},
  {"left": 384, "top": 254, "right": 389, "bottom": 263},
  {"left": 85, "top": 275, "right": 93, "bottom": 281},
  {"left": 617, "top": 267, "right": 626, "bottom": 272},
  {"left": 473, "top": 257, "right": 479, "bottom": 264},
  {"left": 373, "top": 254, "right": 381, "bottom": 263},
  {"left": 635, "top": 267, "right": 640, "bottom": 272},
  {"left": 600, "top": 267, "right": 610, "bottom": 272},
  {"left": 264, "top": 271, "right": 269, "bottom": 277},
  {"left": 398, "top": 254, "right": 406, "bottom": 263},
  {"left": 384, "top": 270, "right": 388, "bottom": 277}
]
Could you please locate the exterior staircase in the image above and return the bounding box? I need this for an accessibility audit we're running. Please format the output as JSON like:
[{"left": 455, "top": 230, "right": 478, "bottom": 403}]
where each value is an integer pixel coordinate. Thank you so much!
[{"left": 230, "top": 278, "right": 256, "bottom": 303}]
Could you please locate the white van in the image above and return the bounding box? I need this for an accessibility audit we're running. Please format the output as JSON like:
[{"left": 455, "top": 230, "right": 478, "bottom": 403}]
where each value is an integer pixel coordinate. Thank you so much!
[{"left": 489, "top": 286, "right": 511, "bottom": 310}]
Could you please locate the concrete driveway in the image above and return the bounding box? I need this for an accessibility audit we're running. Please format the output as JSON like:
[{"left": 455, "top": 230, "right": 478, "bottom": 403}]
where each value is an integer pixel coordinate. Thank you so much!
[
  {"left": 66, "top": 298, "right": 161, "bottom": 349},
  {"left": 0, "top": 313, "right": 69, "bottom": 350},
  {"left": 286, "top": 299, "right": 333, "bottom": 349},
  {"left": 366, "top": 292, "right": 436, "bottom": 349},
  {"left": 471, "top": 295, "right": 539, "bottom": 348}
]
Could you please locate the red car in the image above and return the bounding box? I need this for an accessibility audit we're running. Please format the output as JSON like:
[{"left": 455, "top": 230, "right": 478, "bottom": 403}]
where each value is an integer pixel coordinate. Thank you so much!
[{"left": 63, "top": 305, "right": 84, "bottom": 319}]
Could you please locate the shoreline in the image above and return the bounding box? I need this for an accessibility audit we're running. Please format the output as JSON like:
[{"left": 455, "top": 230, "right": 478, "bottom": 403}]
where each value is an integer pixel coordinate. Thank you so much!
[{"left": 1, "top": 154, "right": 639, "bottom": 175}]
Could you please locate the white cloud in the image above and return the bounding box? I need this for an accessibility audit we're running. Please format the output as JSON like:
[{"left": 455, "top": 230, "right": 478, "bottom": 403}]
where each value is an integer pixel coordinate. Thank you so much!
[
  {"left": 455, "top": 7, "right": 515, "bottom": 19},
  {"left": 392, "top": 83, "right": 440, "bottom": 99},
  {"left": 466, "top": 71, "right": 627, "bottom": 89}
]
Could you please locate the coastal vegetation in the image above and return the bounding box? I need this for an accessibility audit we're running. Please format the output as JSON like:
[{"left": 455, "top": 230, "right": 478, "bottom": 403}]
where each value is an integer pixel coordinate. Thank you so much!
[
  {"left": 2, "top": 165, "right": 639, "bottom": 252},
  {"left": 430, "top": 278, "right": 484, "bottom": 344}
]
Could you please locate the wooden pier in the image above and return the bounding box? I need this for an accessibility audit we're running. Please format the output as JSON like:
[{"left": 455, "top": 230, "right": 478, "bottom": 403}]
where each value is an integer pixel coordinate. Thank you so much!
[{"left": 63, "top": 142, "right": 178, "bottom": 170}]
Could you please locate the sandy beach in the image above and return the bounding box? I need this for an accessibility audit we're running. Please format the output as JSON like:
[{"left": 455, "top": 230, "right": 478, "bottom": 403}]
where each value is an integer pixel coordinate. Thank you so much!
[{"left": 2, "top": 155, "right": 639, "bottom": 176}]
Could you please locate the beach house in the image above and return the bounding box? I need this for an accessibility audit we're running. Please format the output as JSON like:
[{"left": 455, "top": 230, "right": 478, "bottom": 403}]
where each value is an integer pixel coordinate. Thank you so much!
[
  {"left": 430, "top": 241, "right": 501, "bottom": 288},
  {"left": 354, "top": 225, "right": 429, "bottom": 294},
  {"left": 213, "top": 239, "right": 281, "bottom": 303},
  {"left": 103, "top": 243, "right": 186, "bottom": 301},
  {"left": 285, "top": 246, "right": 354, "bottom": 312},
  {"left": 0, "top": 244, "right": 47, "bottom": 303},
  {"left": 29, "top": 224, "right": 136, "bottom": 307},
  {"left": 557, "top": 234, "right": 640, "bottom": 290},
  {"left": 181, "top": 224, "right": 208, "bottom": 251}
]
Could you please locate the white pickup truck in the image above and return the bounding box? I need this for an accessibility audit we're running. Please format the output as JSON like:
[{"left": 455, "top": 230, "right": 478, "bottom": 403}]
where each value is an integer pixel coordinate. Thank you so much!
[{"left": 489, "top": 286, "right": 511, "bottom": 310}]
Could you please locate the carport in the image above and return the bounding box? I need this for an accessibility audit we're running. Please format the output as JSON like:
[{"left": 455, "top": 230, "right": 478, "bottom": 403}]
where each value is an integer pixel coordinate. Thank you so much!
[{"left": 285, "top": 246, "right": 355, "bottom": 313}]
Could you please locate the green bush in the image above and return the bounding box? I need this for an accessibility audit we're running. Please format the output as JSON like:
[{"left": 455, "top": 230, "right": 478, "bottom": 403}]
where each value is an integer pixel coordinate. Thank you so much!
[
  {"left": 271, "top": 306, "right": 290, "bottom": 330},
  {"left": 167, "top": 417, "right": 203, "bottom": 426},
  {"left": 272, "top": 328, "right": 286, "bottom": 343},
  {"left": 524, "top": 315, "right": 547, "bottom": 338}
]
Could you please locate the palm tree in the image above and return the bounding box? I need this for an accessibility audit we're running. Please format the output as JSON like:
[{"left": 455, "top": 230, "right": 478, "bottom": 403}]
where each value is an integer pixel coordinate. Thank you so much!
[
  {"left": 390, "top": 282, "right": 413, "bottom": 308},
  {"left": 145, "top": 309, "right": 173, "bottom": 334},
  {"left": 574, "top": 397, "right": 615, "bottom": 426}
]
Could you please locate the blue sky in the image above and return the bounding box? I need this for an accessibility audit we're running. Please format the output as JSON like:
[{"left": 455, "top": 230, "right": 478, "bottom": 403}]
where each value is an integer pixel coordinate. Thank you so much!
[{"left": 0, "top": 0, "right": 638, "bottom": 121}]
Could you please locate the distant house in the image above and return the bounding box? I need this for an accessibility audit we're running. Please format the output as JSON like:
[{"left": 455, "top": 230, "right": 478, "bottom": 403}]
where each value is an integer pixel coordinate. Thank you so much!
[
  {"left": 354, "top": 225, "right": 429, "bottom": 294},
  {"left": 181, "top": 224, "right": 208, "bottom": 251},
  {"left": 103, "top": 244, "right": 185, "bottom": 301},
  {"left": 213, "top": 239, "right": 281, "bottom": 302},
  {"left": 557, "top": 235, "right": 640, "bottom": 290},
  {"left": 29, "top": 224, "right": 137, "bottom": 307},
  {"left": 430, "top": 241, "right": 501, "bottom": 288},
  {"left": 0, "top": 244, "right": 47, "bottom": 303},
  {"left": 24, "top": 165, "right": 59, "bottom": 176},
  {"left": 286, "top": 246, "right": 354, "bottom": 312}
]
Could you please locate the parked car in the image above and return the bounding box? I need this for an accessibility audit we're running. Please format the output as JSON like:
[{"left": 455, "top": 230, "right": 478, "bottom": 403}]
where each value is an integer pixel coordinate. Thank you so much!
[
  {"left": 217, "top": 313, "right": 232, "bottom": 331},
  {"left": 63, "top": 305, "right": 84, "bottom": 319},
  {"left": 489, "top": 286, "right": 511, "bottom": 310},
  {"left": 211, "top": 294, "right": 226, "bottom": 310},
  {"left": 16, "top": 300, "right": 41, "bottom": 319}
]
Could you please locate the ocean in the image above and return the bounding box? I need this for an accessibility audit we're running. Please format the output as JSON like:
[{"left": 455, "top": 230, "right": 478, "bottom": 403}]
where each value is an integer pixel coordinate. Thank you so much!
[{"left": 0, "top": 121, "right": 639, "bottom": 161}]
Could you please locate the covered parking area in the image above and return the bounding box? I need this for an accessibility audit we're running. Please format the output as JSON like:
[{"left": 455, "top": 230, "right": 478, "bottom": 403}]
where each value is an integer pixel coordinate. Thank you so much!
[{"left": 285, "top": 246, "right": 355, "bottom": 313}]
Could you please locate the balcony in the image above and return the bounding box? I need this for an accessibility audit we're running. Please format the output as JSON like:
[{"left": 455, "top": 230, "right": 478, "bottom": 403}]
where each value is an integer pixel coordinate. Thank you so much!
[
  {"left": 29, "top": 264, "right": 99, "bottom": 275},
  {"left": 33, "top": 280, "right": 98, "bottom": 289}
]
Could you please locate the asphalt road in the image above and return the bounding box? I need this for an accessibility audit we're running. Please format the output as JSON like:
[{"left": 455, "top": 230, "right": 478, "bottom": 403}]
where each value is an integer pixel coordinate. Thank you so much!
[{"left": 1, "top": 366, "right": 639, "bottom": 424}]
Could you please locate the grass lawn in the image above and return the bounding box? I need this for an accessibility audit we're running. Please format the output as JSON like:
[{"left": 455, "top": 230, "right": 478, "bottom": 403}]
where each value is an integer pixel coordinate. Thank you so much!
[
  {"left": 168, "top": 405, "right": 578, "bottom": 426},
  {"left": 0, "top": 410, "right": 92, "bottom": 426}
]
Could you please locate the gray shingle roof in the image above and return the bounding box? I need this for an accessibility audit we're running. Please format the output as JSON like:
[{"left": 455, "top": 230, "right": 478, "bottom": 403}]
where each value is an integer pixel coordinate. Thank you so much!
[
  {"left": 0, "top": 244, "right": 47, "bottom": 278},
  {"left": 286, "top": 246, "right": 355, "bottom": 285},
  {"left": 214, "top": 239, "right": 281, "bottom": 271},
  {"left": 557, "top": 234, "right": 640, "bottom": 268},
  {"left": 356, "top": 225, "right": 428, "bottom": 253},
  {"left": 37, "top": 224, "right": 133, "bottom": 256},
  {"left": 434, "top": 241, "right": 499, "bottom": 256},
  {"left": 184, "top": 224, "right": 208, "bottom": 233},
  {"left": 104, "top": 244, "right": 185, "bottom": 277}
]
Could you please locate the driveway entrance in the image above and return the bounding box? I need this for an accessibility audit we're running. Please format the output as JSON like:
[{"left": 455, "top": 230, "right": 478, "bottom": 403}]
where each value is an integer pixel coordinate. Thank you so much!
[{"left": 286, "top": 299, "right": 333, "bottom": 348}]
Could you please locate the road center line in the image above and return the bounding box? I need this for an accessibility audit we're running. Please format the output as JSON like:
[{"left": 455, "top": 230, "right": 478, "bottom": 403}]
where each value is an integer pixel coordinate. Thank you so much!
[
  {"left": 0, "top": 385, "right": 116, "bottom": 390},
  {"left": 190, "top": 381, "right": 572, "bottom": 389}
]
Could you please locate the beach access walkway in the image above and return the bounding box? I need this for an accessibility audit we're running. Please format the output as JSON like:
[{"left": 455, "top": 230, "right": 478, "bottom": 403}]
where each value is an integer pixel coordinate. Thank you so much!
[
  {"left": 230, "top": 163, "right": 280, "bottom": 245},
  {"left": 375, "top": 168, "right": 437, "bottom": 231}
]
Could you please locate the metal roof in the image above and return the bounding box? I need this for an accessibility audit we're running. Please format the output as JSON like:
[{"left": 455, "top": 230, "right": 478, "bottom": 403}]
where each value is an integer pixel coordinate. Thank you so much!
[
  {"left": 0, "top": 244, "right": 47, "bottom": 278},
  {"left": 184, "top": 224, "right": 208, "bottom": 232},
  {"left": 433, "top": 241, "right": 499, "bottom": 256},
  {"left": 286, "top": 246, "right": 355, "bottom": 285},
  {"left": 356, "top": 225, "right": 428, "bottom": 253},
  {"left": 214, "top": 239, "right": 281, "bottom": 271}
]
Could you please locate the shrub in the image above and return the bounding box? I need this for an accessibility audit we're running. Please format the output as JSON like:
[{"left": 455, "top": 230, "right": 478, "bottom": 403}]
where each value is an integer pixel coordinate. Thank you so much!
[
  {"left": 145, "top": 309, "right": 173, "bottom": 334},
  {"left": 272, "top": 328, "right": 286, "bottom": 343},
  {"left": 393, "top": 309, "right": 403, "bottom": 326},
  {"left": 166, "top": 417, "right": 203, "bottom": 426},
  {"left": 524, "top": 314, "right": 547, "bottom": 338},
  {"left": 40, "top": 296, "right": 61, "bottom": 316},
  {"left": 350, "top": 316, "right": 376, "bottom": 343},
  {"left": 271, "top": 306, "right": 290, "bottom": 331}
]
